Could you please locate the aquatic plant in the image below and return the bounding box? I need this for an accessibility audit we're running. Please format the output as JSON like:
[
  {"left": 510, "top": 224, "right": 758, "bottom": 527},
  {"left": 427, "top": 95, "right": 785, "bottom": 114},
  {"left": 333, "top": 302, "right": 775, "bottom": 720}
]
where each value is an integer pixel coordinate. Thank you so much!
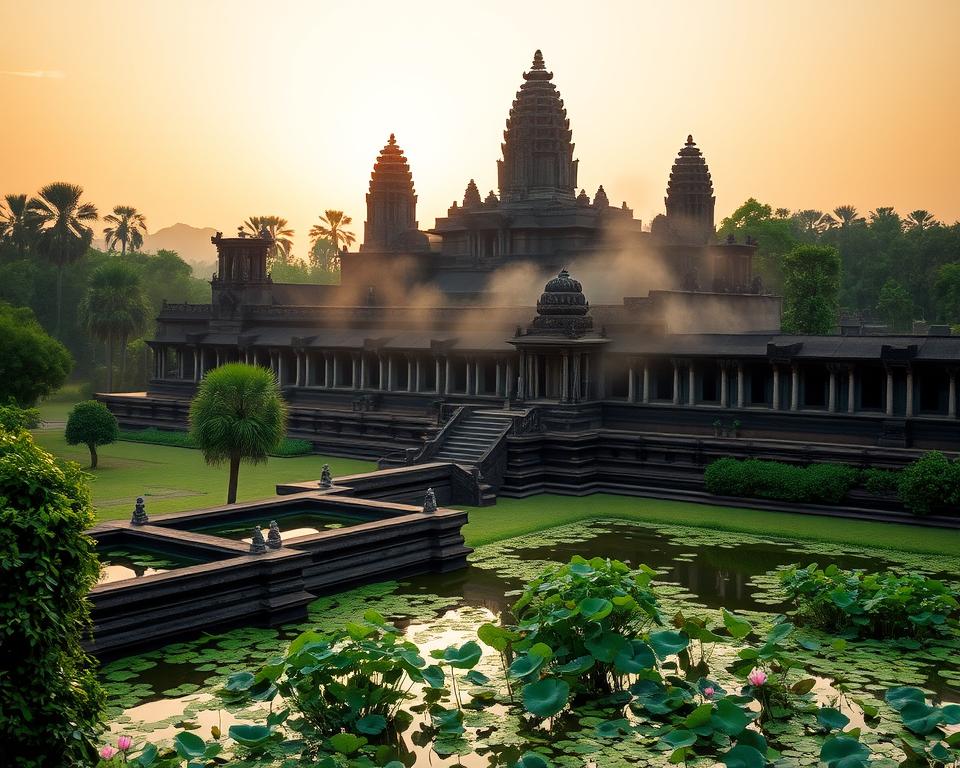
[{"left": 780, "top": 563, "right": 959, "bottom": 639}]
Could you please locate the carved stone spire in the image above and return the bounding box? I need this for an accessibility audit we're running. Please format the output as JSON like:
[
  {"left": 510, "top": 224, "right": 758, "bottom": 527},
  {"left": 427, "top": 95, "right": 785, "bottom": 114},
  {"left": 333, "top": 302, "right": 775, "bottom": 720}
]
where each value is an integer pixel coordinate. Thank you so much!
[
  {"left": 498, "top": 50, "right": 578, "bottom": 203},
  {"left": 593, "top": 185, "right": 609, "bottom": 208},
  {"left": 361, "top": 134, "right": 419, "bottom": 251},
  {"left": 462, "top": 179, "right": 481, "bottom": 209},
  {"left": 576, "top": 189, "right": 590, "bottom": 206},
  {"left": 663, "top": 134, "right": 716, "bottom": 245}
]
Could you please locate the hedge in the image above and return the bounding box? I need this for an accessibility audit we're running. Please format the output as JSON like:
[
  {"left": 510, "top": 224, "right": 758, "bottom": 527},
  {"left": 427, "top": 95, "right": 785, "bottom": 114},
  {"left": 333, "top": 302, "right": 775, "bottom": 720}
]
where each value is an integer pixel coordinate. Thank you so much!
[
  {"left": 118, "top": 428, "right": 312, "bottom": 457},
  {"left": 704, "top": 457, "right": 859, "bottom": 504}
]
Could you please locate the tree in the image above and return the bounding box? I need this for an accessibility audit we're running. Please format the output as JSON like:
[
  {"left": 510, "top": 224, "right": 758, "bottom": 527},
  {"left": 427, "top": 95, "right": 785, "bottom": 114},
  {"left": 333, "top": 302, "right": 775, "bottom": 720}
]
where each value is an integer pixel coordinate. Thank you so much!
[
  {"left": 790, "top": 209, "right": 829, "bottom": 240},
  {"left": 78, "top": 261, "right": 149, "bottom": 392},
  {"left": 103, "top": 205, "right": 147, "bottom": 255},
  {"left": 868, "top": 206, "right": 902, "bottom": 237},
  {"left": 0, "top": 427, "right": 104, "bottom": 767},
  {"left": 717, "top": 198, "right": 798, "bottom": 288},
  {"left": 934, "top": 263, "right": 960, "bottom": 323},
  {"left": 308, "top": 236, "right": 338, "bottom": 272},
  {"left": 190, "top": 364, "right": 287, "bottom": 504},
  {"left": 28, "top": 182, "right": 99, "bottom": 336},
  {"left": 876, "top": 278, "right": 915, "bottom": 331},
  {"left": 821, "top": 204, "right": 865, "bottom": 230},
  {"left": 243, "top": 215, "right": 294, "bottom": 266},
  {"left": 0, "top": 303, "right": 72, "bottom": 406},
  {"left": 905, "top": 209, "right": 940, "bottom": 232},
  {"left": 781, "top": 244, "right": 841, "bottom": 334},
  {"left": 64, "top": 400, "right": 118, "bottom": 468},
  {"left": 310, "top": 209, "right": 356, "bottom": 258},
  {"left": 0, "top": 193, "right": 37, "bottom": 258}
]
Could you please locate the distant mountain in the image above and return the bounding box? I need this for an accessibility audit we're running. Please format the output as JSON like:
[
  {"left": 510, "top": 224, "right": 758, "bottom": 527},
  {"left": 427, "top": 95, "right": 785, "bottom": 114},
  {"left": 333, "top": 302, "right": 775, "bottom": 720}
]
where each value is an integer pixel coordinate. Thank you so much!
[{"left": 143, "top": 223, "right": 219, "bottom": 277}]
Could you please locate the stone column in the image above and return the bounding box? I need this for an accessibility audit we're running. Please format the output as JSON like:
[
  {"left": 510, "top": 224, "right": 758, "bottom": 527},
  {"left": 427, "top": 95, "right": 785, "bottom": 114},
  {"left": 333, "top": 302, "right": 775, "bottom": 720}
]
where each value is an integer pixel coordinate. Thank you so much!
[
  {"left": 435, "top": 359, "right": 442, "bottom": 394},
  {"left": 277, "top": 353, "right": 285, "bottom": 386},
  {"left": 444, "top": 357, "right": 452, "bottom": 395},
  {"left": 379, "top": 357, "right": 386, "bottom": 390},
  {"left": 474, "top": 359, "right": 482, "bottom": 396},
  {"left": 688, "top": 363, "right": 696, "bottom": 406},
  {"left": 324, "top": 353, "right": 332, "bottom": 389},
  {"left": 415, "top": 359, "right": 422, "bottom": 392},
  {"left": 517, "top": 352, "right": 525, "bottom": 399},
  {"left": 847, "top": 366, "right": 856, "bottom": 414},
  {"left": 720, "top": 364, "right": 729, "bottom": 408},
  {"left": 737, "top": 364, "right": 745, "bottom": 408},
  {"left": 405, "top": 358, "right": 412, "bottom": 393},
  {"left": 772, "top": 366, "right": 780, "bottom": 410},
  {"left": 562, "top": 352, "right": 570, "bottom": 403},
  {"left": 387, "top": 356, "right": 394, "bottom": 392},
  {"left": 215, "top": 348, "right": 222, "bottom": 367},
  {"left": 305, "top": 352, "right": 312, "bottom": 386},
  {"left": 886, "top": 369, "right": 894, "bottom": 416},
  {"left": 828, "top": 368, "right": 837, "bottom": 412},
  {"left": 642, "top": 362, "right": 650, "bottom": 404},
  {"left": 360, "top": 355, "right": 367, "bottom": 390},
  {"left": 627, "top": 364, "right": 636, "bottom": 403},
  {"left": 505, "top": 360, "right": 513, "bottom": 399},
  {"left": 791, "top": 365, "right": 799, "bottom": 411},
  {"left": 178, "top": 349, "right": 185, "bottom": 379},
  {"left": 906, "top": 368, "right": 914, "bottom": 417},
  {"left": 295, "top": 352, "right": 303, "bottom": 387},
  {"left": 672, "top": 361, "right": 680, "bottom": 405},
  {"left": 950, "top": 371, "right": 957, "bottom": 418},
  {"left": 495, "top": 361, "right": 503, "bottom": 397},
  {"left": 194, "top": 349, "right": 201, "bottom": 382},
  {"left": 465, "top": 360, "right": 473, "bottom": 395}
]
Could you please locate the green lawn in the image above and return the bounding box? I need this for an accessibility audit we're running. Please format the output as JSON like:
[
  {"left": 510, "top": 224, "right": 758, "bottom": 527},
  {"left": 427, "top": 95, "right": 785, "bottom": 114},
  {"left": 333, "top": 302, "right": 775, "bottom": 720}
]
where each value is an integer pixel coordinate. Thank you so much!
[
  {"left": 33, "top": 430, "right": 375, "bottom": 521},
  {"left": 36, "top": 382, "right": 86, "bottom": 424},
  {"left": 461, "top": 493, "right": 960, "bottom": 556}
]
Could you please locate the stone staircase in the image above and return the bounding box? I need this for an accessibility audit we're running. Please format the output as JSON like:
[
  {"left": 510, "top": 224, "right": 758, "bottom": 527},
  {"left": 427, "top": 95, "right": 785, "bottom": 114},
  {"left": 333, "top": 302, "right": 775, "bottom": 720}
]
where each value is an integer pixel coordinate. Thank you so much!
[{"left": 434, "top": 411, "right": 514, "bottom": 467}]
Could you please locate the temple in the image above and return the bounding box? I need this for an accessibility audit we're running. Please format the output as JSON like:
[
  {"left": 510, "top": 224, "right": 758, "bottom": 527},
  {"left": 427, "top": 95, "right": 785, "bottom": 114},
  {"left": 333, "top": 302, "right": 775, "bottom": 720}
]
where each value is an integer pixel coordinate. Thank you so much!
[{"left": 102, "top": 50, "right": 960, "bottom": 501}]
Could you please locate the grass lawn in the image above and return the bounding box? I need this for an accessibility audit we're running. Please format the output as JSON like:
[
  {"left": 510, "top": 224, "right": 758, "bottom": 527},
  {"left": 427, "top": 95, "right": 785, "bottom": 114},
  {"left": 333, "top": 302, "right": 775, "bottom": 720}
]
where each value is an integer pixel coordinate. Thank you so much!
[
  {"left": 461, "top": 493, "right": 960, "bottom": 556},
  {"left": 33, "top": 429, "right": 375, "bottom": 521},
  {"left": 36, "top": 382, "right": 86, "bottom": 424}
]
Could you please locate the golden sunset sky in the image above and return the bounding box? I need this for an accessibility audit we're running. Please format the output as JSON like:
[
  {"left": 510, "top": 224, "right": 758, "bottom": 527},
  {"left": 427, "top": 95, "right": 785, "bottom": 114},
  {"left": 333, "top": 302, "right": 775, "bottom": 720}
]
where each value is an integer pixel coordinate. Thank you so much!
[{"left": 2, "top": 0, "right": 959, "bottom": 257}]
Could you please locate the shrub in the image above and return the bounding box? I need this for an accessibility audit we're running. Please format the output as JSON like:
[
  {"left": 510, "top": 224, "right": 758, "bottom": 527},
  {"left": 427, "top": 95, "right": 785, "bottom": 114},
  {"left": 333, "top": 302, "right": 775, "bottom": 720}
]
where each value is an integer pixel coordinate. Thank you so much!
[
  {"left": 0, "top": 302, "right": 73, "bottom": 406},
  {"left": 65, "top": 400, "right": 119, "bottom": 468},
  {"left": 780, "top": 563, "right": 959, "bottom": 639},
  {"left": 704, "top": 458, "right": 858, "bottom": 504},
  {"left": 0, "top": 427, "right": 104, "bottom": 766},
  {"left": 862, "top": 467, "right": 900, "bottom": 495},
  {"left": 897, "top": 451, "right": 960, "bottom": 515},
  {"left": 0, "top": 399, "right": 41, "bottom": 431},
  {"left": 118, "top": 427, "right": 311, "bottom": 457}
]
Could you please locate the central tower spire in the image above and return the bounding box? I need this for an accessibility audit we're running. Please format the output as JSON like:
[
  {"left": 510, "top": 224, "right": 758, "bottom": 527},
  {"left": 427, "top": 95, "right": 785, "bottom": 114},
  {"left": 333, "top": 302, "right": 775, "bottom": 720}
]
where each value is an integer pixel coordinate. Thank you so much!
[{"left": 497, "top": 50, "right": 578, "bottom": 204}]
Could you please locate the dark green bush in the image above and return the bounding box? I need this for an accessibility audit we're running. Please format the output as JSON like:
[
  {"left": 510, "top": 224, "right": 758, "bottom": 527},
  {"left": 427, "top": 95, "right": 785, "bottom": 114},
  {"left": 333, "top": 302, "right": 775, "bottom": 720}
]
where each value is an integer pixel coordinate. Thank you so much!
[
  {"left": 704, "top": 458, "right": 858, "bottom": 504},
  {"left": 0, "top": 425, "right": 105, "bottom": 766},
  {"left": 118, "top": 427, "right": 312, "bottom": 457},
  {"left": 862, "top": 467, "right": 900, "bottom": 495},
  {"left": 896, "top": 451, "right": 960, "bottom": 515},
  {"left": 0, "top": 399, "right": 41, "bottom": 431}
]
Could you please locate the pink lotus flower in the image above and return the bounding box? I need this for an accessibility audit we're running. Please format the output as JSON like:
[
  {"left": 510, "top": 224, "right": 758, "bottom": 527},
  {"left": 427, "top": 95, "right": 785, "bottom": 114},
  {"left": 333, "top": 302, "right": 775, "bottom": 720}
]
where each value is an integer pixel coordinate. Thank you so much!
[
  {"left": 703, "top": 686, "right": 715, "bottom": 699},
  {"left": 99, "top": 745, "right": 118, "bottom": 760},
  {"left": 117, "top": 735, "right": 133, "bottom": 752},
  {"left": 747, "top": 668, "right": 768, "bottom": 686}
]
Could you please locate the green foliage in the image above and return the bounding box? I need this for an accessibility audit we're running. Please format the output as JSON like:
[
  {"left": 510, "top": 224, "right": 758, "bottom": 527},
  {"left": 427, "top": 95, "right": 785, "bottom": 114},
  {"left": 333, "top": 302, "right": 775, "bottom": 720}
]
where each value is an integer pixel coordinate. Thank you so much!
[
  {"left": 885, "top": 686, "right": 960, "bottom": 763},
  {"left": 934, "top": 262, "right": 960, "bottom": 323},
  {"left": 0, "top": 302, "right": 72, "bottom": 406},
  {"left": 65, "top": 399, "right": 119, "bottom": 468},
  {"left": 189, "top": 363, "right": 287, "bottom": 503},
  {"left": 861, "top": 466, "right": 900, "bottom": 495},
  {"left": 0, "top": 426, "right": 104, "bottom": 766},
  {"left": 717, "top": 198, "right": 799, "bottom": 287},
  {"left": 896, "top": 450, "right": 960, "bottom": 515},
  {"left": 118, "top": 427, "right": 311, "bottom": 456},
  {"left": 781, "top": 244, "right": 842, "bottom": 334},
  {"left": 876, "top": 277, "right": 915, "bottom": 331},
  {"left": 704, "top": 457, "right": 858, "bottom": 504},
  {"left": 780, "top": 562, "right": 959, "bottom": 639},
  {"left": 0, "top": 399, "right": 41, "bottom": 431}
]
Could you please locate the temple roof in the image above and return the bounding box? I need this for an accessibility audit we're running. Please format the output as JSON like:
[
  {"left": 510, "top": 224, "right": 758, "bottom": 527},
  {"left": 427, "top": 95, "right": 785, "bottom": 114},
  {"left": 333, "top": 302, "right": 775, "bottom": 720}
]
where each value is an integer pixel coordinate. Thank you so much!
[
  {"left": 462, "top": 179, "right": 481, "bottom": 208},
  {"left": 368, "top": 133, "right": 416, "bottom": 197},
  {"left": 665, "top": 135, "right": 714, "bottom": 206},
  {"left": 498, "top": 50, "right": 578, "bottom": 203}
]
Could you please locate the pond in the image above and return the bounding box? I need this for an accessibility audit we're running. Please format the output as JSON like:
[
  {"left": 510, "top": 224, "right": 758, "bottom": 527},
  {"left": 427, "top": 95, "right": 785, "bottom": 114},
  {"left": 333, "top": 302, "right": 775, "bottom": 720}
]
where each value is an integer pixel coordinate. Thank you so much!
[
  {"left": 100, "top": 518, "right": 960, "bottom": 766},
  {"left": 187, "top": 510, "right": 364, "bottom": 542},
  {"left": 97, "top": 545, "right": 205, "bottom": 584}
]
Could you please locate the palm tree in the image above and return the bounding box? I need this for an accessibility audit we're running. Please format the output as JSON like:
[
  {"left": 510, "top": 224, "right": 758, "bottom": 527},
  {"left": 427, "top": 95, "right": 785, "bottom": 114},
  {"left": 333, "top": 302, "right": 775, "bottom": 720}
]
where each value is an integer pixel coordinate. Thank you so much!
[
  {"left": 309, "top": 210, "right": 356, "bottom": 268},
  {"left": 243, "top": 215, "right": 294, "bottom": 266},
  {"left": 28, "top": 182, "right": 99, "bottom": 336},
  {"left": 905, "top": 209, "right": 939, "bottom": 232},
  {"left": 0, "top": 193, "right": 37, "bottom": 258},
  {"left": 791, "top": 209, "right": 828, "bottom": 238},
  {"left": 79, "top": 261, "right": 150, "bottom": 392},
  {"left": 822, "top": 205, "right": 865, "bottom": 230},
  {"left": 189, "top": 363, "right": 287, "bottom": 504},
  {"left": 103, "top": 205, "right": 148, "bottom": 255}
]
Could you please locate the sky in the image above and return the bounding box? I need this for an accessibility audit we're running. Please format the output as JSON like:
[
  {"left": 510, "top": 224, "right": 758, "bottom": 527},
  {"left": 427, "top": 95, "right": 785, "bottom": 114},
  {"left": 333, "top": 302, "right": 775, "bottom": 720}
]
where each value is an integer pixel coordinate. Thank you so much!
[{"left": 2, "top": 0, "right": 959, "bottom": 259}]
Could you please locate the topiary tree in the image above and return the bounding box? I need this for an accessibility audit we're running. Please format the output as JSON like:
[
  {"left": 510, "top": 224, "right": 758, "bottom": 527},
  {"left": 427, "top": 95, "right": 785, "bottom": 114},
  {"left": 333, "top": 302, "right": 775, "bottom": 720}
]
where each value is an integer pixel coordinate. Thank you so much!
[
  {"left": 0, "top": 423, "right": 105, "bottom": 766},
  {"left": 189, "top": 363, "right": 287, "bottom": 504},
  {"left": 65, "top": 400, "right": 118, "bottom": 469}
]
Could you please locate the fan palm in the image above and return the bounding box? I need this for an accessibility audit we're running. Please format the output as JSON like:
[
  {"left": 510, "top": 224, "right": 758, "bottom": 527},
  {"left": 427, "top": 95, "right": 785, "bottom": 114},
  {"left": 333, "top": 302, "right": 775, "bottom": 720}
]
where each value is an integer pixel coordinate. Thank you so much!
[
  {"left": 103, "top": 205, "right": 148, "bottom": 255},
  {"left": 189, "top": 363, "right": 287, "bottom": 504},
  {"left": 309, "top": 210, "right": 356, "bottom": 265},
  {"left": 791, "top": 209, "right": 828, "bottom": 238},
  {"left": 0, "top": 193, "right": 37, "bottom": 258},
  {"left": 905, "top": 210, "right": 939, "bottom": 232},
  {"left": 822, "top": 205, "right": 865, "bottom": 230},
  {"left": 242, "top": 215, "right": 294, "bottom": 266},
  {"left": 79, "top": 261, "right": 150, "bottom": 392},
  {"left": 28, "top": 182, "right": 99, "bottom": 336}
]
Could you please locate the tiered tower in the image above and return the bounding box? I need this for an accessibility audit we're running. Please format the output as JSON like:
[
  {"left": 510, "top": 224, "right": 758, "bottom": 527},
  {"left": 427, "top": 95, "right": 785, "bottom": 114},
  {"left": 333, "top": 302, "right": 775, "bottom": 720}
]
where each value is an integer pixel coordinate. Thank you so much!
[
  {"left": 662, "top": 135, "right": 716, "bottom": 245},
  {"left": 361, "top": 134, "right": 419, "bottom": 252},
  {"left": 497, "top": 50, "right": 578, "bottom": 204}
]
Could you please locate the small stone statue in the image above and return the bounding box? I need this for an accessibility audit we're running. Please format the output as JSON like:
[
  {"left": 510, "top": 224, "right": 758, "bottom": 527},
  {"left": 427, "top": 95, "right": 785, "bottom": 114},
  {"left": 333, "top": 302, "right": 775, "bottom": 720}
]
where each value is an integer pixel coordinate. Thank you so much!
[
  {"left": 267, "top": 520, "right": 282, "bottom": 549},
  {"left": 131, "top": 496, "right": 149, "bottom": 526},
  {"left": 423, "top": 487, "right": 438, "bottom": 514},
  {"left": 249, "top": 526, "right": 267, "bottom": 554},
  {"left": 320, "top": 464, "right": 333, "bottom": 489}
]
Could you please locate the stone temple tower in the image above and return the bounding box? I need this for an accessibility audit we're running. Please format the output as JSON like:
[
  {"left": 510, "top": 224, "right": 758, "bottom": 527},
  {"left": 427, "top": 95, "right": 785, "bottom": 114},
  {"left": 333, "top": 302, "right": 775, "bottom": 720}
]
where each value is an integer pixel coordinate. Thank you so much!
[
  {"left": 361, "top": 134, "right": 419, "bottom": 252},
  {"left": 662, "top": 135, "right": 716, "bottom": 245},
  {"left": 497, "top": 50, "right": 579, "bottom": 204}
]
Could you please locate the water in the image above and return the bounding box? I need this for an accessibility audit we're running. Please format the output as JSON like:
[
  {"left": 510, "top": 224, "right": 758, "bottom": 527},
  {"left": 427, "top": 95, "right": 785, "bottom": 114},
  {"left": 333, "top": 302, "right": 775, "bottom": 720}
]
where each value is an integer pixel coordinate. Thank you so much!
[
  {"left": 186, "top": 510, "right": 364, "bottom": 541},
  {"left": 97, "top": 546, "right": 204, "bottom": 584},
  {"left": 100, "top": 518, "right": 960, "bottom": 766}
]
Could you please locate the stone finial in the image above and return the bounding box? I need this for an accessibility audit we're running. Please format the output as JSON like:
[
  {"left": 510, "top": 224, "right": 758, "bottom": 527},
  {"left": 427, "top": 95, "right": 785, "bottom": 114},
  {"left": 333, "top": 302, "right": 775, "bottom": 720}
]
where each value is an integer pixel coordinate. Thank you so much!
[
  {"left": 686, "top": 134, "right": 695, "bottom": 146},
  {"left": 320, "top": 464, "right": 333, "bottom": 489},
  {"left": 388, "top": 132, "right": 396, "bottom": 145},
  {"left": 423, "top": 487, "right": 438, "bottom": 514},
  {"left": 267, "top": 520, "right": 282, "bottom": 549},
  {"left": 531, "top": 49, "right": 546, "bottom": 71},
  {"left": 131, "top": 496, "right": 148, "bottom": 526},
  {"left": 250, "top": 526, "right": 267, "bottom": 554}
]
